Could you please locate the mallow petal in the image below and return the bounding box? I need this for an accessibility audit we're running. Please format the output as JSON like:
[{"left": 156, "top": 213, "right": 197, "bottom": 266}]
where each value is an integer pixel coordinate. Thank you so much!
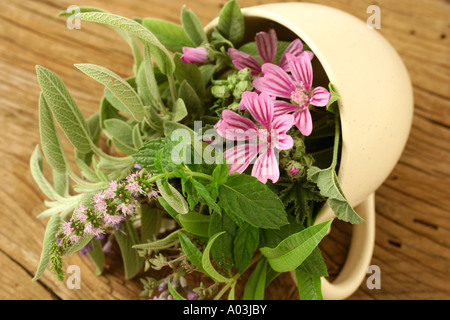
[
  {"left": 273, "top": 100, "right": 300, "bottom": 117},
  {"left": 227, "top": 48, "right": 262, "bottom": 77},
  {"left": 224, "top": 143, "right": 259, "bottom": 174},
  {"left": 286, "top": 52, "right": 313, "bottom": 92},
  {"left": 310, "top": 86, "right": 331, "bottom": 107},
  {"left": 254, "top": 63, "right": 296, "bottom": 99},
  {"left": 256, "top": 29, "right": 277, "bottom": 63},
  {"left": 279, "top": 39, "right": 304, "bottom": 70},
  {"left": 293, "top": 109, "right": 313, "bottom": 136},
  {"left": 251, "top": 147, "right": 280, "bottom": 184},
  {"left": 241, "top": 91, "right": 274, "bottom": 129}
]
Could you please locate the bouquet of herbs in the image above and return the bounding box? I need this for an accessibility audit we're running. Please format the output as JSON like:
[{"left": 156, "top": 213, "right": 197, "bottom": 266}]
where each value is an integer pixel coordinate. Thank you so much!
[{"left": 31, "top": 0, "right": 362, "bottom": 300}]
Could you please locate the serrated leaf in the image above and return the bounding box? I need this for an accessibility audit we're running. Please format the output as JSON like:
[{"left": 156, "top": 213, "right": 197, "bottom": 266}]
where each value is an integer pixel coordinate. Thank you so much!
[
  {"left": 260, "top": 219, "right": 333, "bottom": 273},
  {"left": 141, "top": 18, "right": 194, "bottom": 53},
  {"left": 307, "top": 166, "right": 363, "bottom": 224},
  {"left": 189, "top": 178, "right": 221, "bottom": 213},
  {"left": 36, "top": 66, "right": 92, "bottom": 154},
  {"left": 32, "top": 214, "right": 62, "bottom": 281},
  {"left": 38, "top": 93, "right": 67, "bottom": 173},
  {"left": 217, "top": 0, "right": 245, "bottom": 46},
  {"left": 75, "top": 64, "right": 144, "bottom": 122},
  {"left": 178, "top": 232, "right": 205, "bottom": 273},
  {"left": 219, "top": 174, "right": 288, "bottom": 229},
  {"left": 201, "top": 231, "right": 231, "bottom": 283},
  {"left": 208, "top": 210, "right": 237, "bottom": 270},
  {"left": 133, "top": 137, "right": 169, "bottom": 173},
  {"left": 181, "top": 6, "right": 207, "bottom": 46},
  {"left": 233, "top": 223, "right": 259, "bottom": 274},
  {"left": 295, "top": 268, "right": 323, "bottom": 300},
  {"left": 79, "top": 12, "right": 174, "bottom": 75},
  {"left": 178, "top": 211, "right": 210, "bottom": 238},
  {"left": 114, "top": 221, "right": 144, "bottom": 279}
]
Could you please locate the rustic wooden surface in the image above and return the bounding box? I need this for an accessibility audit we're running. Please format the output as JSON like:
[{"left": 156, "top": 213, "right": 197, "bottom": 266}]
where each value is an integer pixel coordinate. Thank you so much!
[{"left": 0, "top": 0, "right": 449, "bottom": 300}]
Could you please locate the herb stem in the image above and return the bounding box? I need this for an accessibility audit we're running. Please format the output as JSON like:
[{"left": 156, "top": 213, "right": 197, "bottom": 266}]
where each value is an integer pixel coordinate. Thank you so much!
[{"left": 331, "top": 112, "right": 341, "bottom": 169}]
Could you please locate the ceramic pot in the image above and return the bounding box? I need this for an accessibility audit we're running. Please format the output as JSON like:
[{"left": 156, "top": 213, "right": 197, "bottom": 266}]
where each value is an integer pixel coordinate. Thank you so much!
[{"left": 205, "top": 2, "right": 413, "bottom": 299}]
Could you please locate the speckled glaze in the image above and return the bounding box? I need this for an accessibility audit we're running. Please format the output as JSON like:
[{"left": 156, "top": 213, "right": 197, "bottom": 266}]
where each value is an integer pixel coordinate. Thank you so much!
[{"left": 206, "top": 2, "right": 413, "bottom": 299}]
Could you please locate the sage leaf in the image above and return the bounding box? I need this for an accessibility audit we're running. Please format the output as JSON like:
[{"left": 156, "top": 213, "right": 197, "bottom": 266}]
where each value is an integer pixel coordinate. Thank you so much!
[
  {"left": 295, "top": 268, "right": 323, "bottom": 300},
  {"left": 136, "top": 45, "right": 161, "bottom": 107},
  {"left": 202, "top": 231, "right": 231, "bottom": 283},
  {"left": 178, "top": 232, "right": 205, "bottom": 273},
  {"left": 243, "top": 258, "right": 267, "bottom": 300},
  {"left": 63, "top": 234, "right": 94, "bottom": 256},
  {"left": 233, "top": 223, "right": 259, "bottom": 274},
  {"left": 219, "top": 174, "right": 288, "bottom": 229},
  {"left": 114, "top": 221, "right": 144, "bottom": 279},
  {"left": 141, "top": 18, "right": 194, "bottom": 53},
  {"left": 133, "top": 229, "right": 182, "bottom": 250},
  {"left": 36, "top": 66, "right": 92, "bottom": 154},
  {"left": 178, "top": 80, "right": 202, "bottom": 119},
  {"left": 79, "top": 12, "right": 175, "bottom": 75},
  {"left": 140, "top": 203, "right": 162, "bottom": 243},
  {"left": 260, "top": 219, "right": 333, "bottom": 273},
  {"left": 178, "top": 211, "right": 210, "bottom": 238},
  {"left": 132, "top": 124, "right": 144, "bottom": 150},
  {"left": 30, "top": 145, "right": 61, "bottom": 201},
  {"left": 307, "top": 166, "right": 363, "bottom": 224},
  {"left": 217, "top": 0, "right": 245, "bottom": 46},
  {"left": 104, "top": 118, "right": 137, "bottom": 154},
  {"left": 87, "top": 238, "right": 105, "bottom": 276},
  {"left": 156, "top": 179, "right": 189, "bottom": 214},
  {"left": 181, "top": 6, "right": 207, "bottom": 46},
  {"left": 75, "top": 64, "right": 144, "bottom": 122},
  {"left": 38, "top": 93, "right": 67, "bottom": 173},
  {"left": 172, "top": 98, "right": 188, "bottom": 122},
  {"left": 32, "top": 214, "right": 62, "bottom": 281},
  {"left": 53, "top": 169, "right": 69, "bottom": 197},
  {"left": 174, "top": 53, "right": 205, "bottom": 98}
]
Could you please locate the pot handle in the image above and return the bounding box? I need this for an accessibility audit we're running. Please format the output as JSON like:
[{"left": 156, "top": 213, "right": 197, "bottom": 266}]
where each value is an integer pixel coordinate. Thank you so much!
[{"left": 320, "top": 192, "right": 376, "bottom": 300}]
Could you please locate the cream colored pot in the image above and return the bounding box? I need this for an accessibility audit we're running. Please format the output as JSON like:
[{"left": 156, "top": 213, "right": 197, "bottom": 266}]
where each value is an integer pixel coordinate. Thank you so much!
[{"left": 206, "top": 2, "right": 413, "bottom": 299}]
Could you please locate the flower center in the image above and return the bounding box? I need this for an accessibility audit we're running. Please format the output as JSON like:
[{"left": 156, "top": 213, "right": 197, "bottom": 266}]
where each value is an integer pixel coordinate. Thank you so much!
[{"left": 290, "top": 88, "right": 309, "bottom": 108}]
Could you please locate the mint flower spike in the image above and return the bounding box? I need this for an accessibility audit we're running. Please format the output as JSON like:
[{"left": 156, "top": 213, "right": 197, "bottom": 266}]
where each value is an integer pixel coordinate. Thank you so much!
[
  {"left": 227, "top": 29, "right": 314, "bottom": 77},
  {"left": 252, "top": 52, "right": 331, "bottom": 136},
  {"left": 215, "top": 91, "right": 295, "bottom": 184}
]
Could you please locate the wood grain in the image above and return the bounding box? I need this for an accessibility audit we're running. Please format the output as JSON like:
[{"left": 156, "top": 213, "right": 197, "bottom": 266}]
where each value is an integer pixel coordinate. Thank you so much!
[{"left": 0, "top": 0, "right": 449, "bottom": 300}]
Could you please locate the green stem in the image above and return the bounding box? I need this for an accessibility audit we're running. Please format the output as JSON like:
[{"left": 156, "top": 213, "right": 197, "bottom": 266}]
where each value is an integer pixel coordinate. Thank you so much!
[
  {"left": 331, "top": 112, "right": 341, "bottom": 169},
  {"left": 167, "top": 74, "right": 178, "bottom": 106}
]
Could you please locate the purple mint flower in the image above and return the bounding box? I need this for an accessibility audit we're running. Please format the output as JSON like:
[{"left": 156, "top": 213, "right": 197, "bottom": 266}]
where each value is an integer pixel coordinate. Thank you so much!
[
  {"left": 80, "top": 244, "right": 91, "bottom": 256},
  {"left": 187, "top": 291, "right": 199, "bottom": 300},
  {"left": 180, "top": 46, "right": 208, "bottom": 64},
  {"left": 133, "top": 163, "right": 142, "bottom": 169}
]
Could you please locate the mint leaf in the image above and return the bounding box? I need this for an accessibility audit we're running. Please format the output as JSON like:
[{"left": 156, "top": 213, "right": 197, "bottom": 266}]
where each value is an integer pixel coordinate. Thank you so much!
[
  {"left": 233, "top": 223, "right": 259, "bottom": 274},
  {"left": 178, "top": 211, "right": 210, "bottom": 238},
  {"left": 217, "top": 0, "right": 245, "bottom": 46},
  {"left": 141, "top": 18, "right": 194, "bottom": 53},
  {"left": 219, "top": 174, "right": 288, "bottom": 229},
  {"left": 307, "top": 166, "right": 363, "bottom": 224},
  {"left": 260, "top": 219, "right": 333, "bottom": 272},
  {"left": 133, "top": 138, "right": 170, "bottom": 173},
  {"left": 178, "top": 232, "right": 205, "bottom": 273},
  {"left": 181, "top": 6, "right": 207, "bottom": 46},
  {"left": 208, "top": 210, "right": 237, "bottom": 271}
]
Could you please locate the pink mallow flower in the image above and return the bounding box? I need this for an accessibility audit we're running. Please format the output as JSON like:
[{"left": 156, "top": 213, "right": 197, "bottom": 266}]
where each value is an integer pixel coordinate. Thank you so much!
[
  {"left": 227, "top": 29, "right": 313, "bottom": 77},
  {"left": 253, "top": 52, "right": 331, "bottom": 136},
  {"left": 180, "top": 46, "right": 208, "bottom": 64},
  {"left": 215, "top": 91, "right": 294, "bottom": 184}
]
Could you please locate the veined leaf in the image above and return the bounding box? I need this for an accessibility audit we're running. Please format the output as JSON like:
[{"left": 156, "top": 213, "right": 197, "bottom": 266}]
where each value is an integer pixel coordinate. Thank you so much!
[
  {"left": 141, "top": 18, "right": 194, "bottom": 53},
  {"left": 32, "top": 214, "right": 62, "bottom": 281},
  {"left": 260, "top": 219, "right": 333, "bottom": 273},
  {"left": 75, "top": 64, "right": 144, "bottom": 122},
  {"left": 133, "top": 137, "right": 170, "bottom": 173},
  {"left": 181, "top": 6, "right": 207, "bottom": 46},
  {"left": 139, "top": 203, "right": 162, "bottom": 243},
  {"left": 307, "top": 166, "right": 363, "bottom": 224},
  {"left": 178, "top": 211, "right": 210, "bottom": 238},
  {"left": 156, "top": 179, "right": 189, "bottom": 215},
  {"left": 38, "top": 93, "right": 67, "bottom": 173},
  {"left": 219, "top": 174, "right": 288, "bottom": 229},
  {"left": 174, "top": 53, "right": 205, "bottom": 99},
  {"left": 208, "top": 210, "right": 237, "bottom": 270},
  {"left": 136, "top": 45, "right": 161, "bottom": 107},
  {"left": 79, "top": 12, "right": 174, "bottom": 75},
  {"left": 87, "top": 238, "right": 105, "bottom": 276},
  {"left": 201, "top": 232, "right": 231, "bottom": 283},
  {"left": 178, "top": 232, "right": 205, "bottom": 273},
  {"left": 217, "top": 0, "right": 245, "bottom": 46},
  {"left": 132, "top": 229, "right": 182, "bottom": 250},
  {"left": 114, "top": 221, "right": 144, "bottom": 279},
  {"left": 53, "top": 169, "right": 69, "bottom": 197},
  {"left": 295, "top": 268, "right": 323, "bottom": 300},
  {"left": 63, "top": 234, "right": 94, "bottom": 256},
  {"left": 36, "top": 66, "right": 92, "bottom": 154},
  {"left": 233, "top": 223, "right": 259, "bottom": 274},
  {"left": 30, "top": 145, "right": 61, "bottom": 201}
]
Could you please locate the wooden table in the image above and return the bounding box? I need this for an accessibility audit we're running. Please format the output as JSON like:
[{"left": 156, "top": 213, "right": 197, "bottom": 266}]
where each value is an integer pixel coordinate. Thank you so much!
[{"left": 0, "top": 0, "right": 448, "bottom": 300}]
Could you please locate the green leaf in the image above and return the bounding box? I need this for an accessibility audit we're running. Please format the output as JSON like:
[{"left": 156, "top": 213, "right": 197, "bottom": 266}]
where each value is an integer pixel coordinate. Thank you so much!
[
  {"left": 260, "top": 219, "right": 333, "bottom": 273},
  {"left": 136, "top": 45, "right": 161, "bottom": 107},
  {"left": 178, "top": 211, "right": 210, "bottom": 238},
  {"left": 133, "top": 137, "right": 169, "bottom": 173},
  {"left": 156, "top": 179, "right": 189, "bottom": 215},
  {"left": 38, "top": 93, "right": 67, "bottom": 173},
  {"left": 233, "top": 223, "right": 259, "bottom": 274},
  {"left": 217, "top": 0, "right": 245, "bottom": 46},
  {"left": 189, "top": 178, "right": 221, "bottom": 213},
  {"left": 104, "top": 119, "right": 137, "bottom": 155},
  {"left": 30, "top": 145, "right": 61, "bottom": 201},
  {"left": 295, "top": 268, "right": 323, "bottom": 300},
  {"left": 141, "top": 18, "right": 194, "bottom": 53},
  {"left": 157, "top": 196, "right": 181, "bottom": 225},
  {"left": 178, "top": 80, "right": 202, "bottom": 119},
  {"left": 114, "top": 221, "right": 144, "bottom": 279},
  {"left": 79, "top": 12, "right": 175, "bottom": 75},
  {"left": 297, "top": 247, "right": 328, "bottom": 277},
  {"left": 140, "top": 203, "right": 162, "bottom": 243},
  {"left": 58, "top": 6, "right": 106, "bottom": 17},
  {"left": 53, "top": 169, "right": 69, "bottom": 197},
  {"left": 75, "top": 64, "right": 144, "bottom": 122},
  {"left": 202, "top": 232, "right": 232, "bottom": 283},
  {"left": 32, "top": 214, "right": 62, "bottom": 281},
  {"left": 181, "top": 6, "right": 207, "bottom": 46},
  {"left": 219, "top": 174, "right": 288, "bottom": 229},
  {"left": 36, "top": 66, "right": 92, "bottom": 154},
  {"left": 172, "top": 98, "right": 188, "bottom": 122},
  {"left": 63, "top": 235, "right": 94, "bottom": 256},
  {"left": 243, "top": 258, "right": 267, "bottom": 300},
  {"left": 174, "top": 53, "right": 205, "bottom": 98},
  {"left": 208, "top": 210, "right": 237, "bottom": 270},
  {"left": 87, "top": 238, "right": 105, "bottom": 276},
  {"left": 168, "top": 279, "right": 187, "bottom": 300},
  {"left": 307, "top": 166, "right": 363, "bottom": 224},
  {"left": 133, "top": 229, "right": 182, "bottom": 250},
  {"left": 178, "top": 232, "right": 205, "bottom": 273},
  {"left": 326, "top": 83, "right": 341, "bottom": 114},
  {"left": 132, "top": 124, "right": 144, "bottom": 150}
]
